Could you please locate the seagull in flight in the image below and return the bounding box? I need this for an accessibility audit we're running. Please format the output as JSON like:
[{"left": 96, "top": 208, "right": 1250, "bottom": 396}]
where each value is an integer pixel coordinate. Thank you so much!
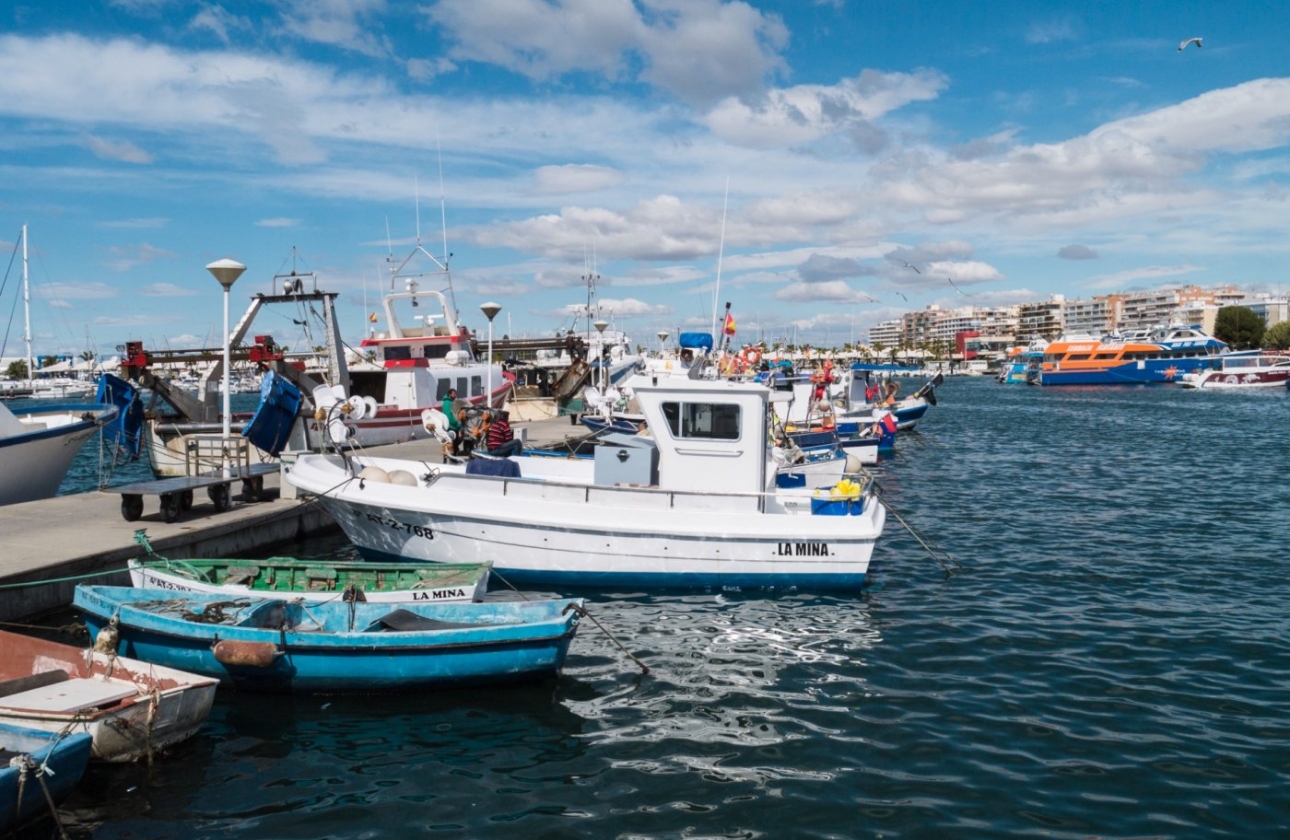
[
  {"left": 894, "top": 291, "right": 909, "bottom": 302},
  {"left": 899, "top": 260, "right": 921, "bottom": 274},
  {"left": 1178, "top": 37, "right": 1202, "bottom": 51},
  {"left": 946, "top": 277, "right": 972, "bottom": 297}
]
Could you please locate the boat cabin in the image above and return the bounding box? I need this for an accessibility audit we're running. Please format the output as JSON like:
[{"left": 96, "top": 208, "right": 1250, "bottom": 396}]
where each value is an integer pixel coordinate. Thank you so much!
[{"left": 628, "top": 373, "right": 772, "bottom": 495}]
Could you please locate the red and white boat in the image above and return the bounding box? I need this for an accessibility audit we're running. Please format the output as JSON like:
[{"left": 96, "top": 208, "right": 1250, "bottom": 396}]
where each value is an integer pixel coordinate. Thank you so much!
[{"left": 1179, "top": 349, "right": 1290, "bottom": 390}]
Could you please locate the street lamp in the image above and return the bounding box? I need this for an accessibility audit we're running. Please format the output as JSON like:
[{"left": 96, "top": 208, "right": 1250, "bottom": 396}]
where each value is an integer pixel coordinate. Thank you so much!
[
  {"left": 479, "top": 302, "right": 501, "bottom": 407},
  {"left": 594, "top": 319, "right": 609, "bottom": 390},
  {"left": 656, "top": 330, "right": 669, "bottom": 357},
  {"left": 207, "top": 258, "right": 246, "bottom": 477}
]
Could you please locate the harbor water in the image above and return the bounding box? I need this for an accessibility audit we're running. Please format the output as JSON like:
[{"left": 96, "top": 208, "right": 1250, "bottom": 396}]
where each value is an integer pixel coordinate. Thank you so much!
[{"left": 29, "top": 378, "right": 1290, "bottom": 838}]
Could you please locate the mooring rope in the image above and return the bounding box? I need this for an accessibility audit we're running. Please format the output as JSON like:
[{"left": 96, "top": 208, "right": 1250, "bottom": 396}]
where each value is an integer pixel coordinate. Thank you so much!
[{"left": 870, "top": 479, "right": 961, "bottom": 576}]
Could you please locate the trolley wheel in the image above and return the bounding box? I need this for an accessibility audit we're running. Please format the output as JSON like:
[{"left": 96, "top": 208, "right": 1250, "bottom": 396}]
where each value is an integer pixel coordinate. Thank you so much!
[
  {"left": 241, "top": 476, "right": 264, "bottom": 501},
  {"left": 160, "top": 493, "right": 181, "bottom": 523},
  {"left": 180, "top": 489, "right": 194, "bottom": 510},
  {"left": 207, "top": 483, "right": 231, "bottom": 512},
  {"left": 121, "top": 494, "right": 144, "bottom": 522}
]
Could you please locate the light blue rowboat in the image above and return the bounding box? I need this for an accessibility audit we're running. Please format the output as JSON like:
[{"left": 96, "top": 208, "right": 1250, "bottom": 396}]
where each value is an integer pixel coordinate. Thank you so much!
[
  {"left": 74, "top": 586, "right": 583, "bottom": 694},
  {"left": 0, "top": 722, "right": 93, "bottom": 834}
]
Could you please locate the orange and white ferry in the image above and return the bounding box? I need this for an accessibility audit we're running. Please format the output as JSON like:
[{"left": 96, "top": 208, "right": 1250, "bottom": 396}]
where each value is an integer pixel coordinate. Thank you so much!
[{"left": 1039, "top": 325, "right": 1228, "bottom": 386}]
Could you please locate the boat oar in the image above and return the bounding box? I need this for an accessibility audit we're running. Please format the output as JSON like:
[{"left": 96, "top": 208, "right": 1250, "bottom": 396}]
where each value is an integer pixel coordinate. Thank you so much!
[{"left": 871, "top": 481, "right": 961, "bottom": 576}]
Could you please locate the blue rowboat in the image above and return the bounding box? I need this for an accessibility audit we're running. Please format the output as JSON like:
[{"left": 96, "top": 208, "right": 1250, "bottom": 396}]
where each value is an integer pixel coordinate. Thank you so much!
[
  {"left": 0, "top": 722, "right": 93, "bottom": 834},
  {"left": 74, "top": 586, "right": 583, "bottom": 694}
]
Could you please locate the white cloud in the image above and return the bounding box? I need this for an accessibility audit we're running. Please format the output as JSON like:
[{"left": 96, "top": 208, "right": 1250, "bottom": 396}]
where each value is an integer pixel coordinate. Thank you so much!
[
  {"left": 84, "top": 134, "right": 153, "bottom": 164},
  {"left": 278, "top": 0, "right": 390, "bottom": 58},
  {"left": 103, "top": 242, "right": 176, "bottom": 272},
  {"left": 255, "top": 217, "right": 300, "bottom": 228},
  {"left": 774, "top": 280, "right": 871, "bottom": 304},
  {"left": 139, "top": 282, "right": 198, "bottom": 296},
  {"left": 188, "top": 5, "right": 251, "bottom": 45},
  {"left": 97, "top": 217, "right": 168, "bottom": 229},
  {"left": 35, "top": 282, "right": 117, "bottom": 300},
  {"left": 1086, "top": 264, "right": 1205, "bottom": 290},
  {"left": 703, "top": 69, "right": 948, "bottom": 150},
  {"left": 424, "top": 0, "right": 787, "bottom": 105},
  {"left": 532, "top": 164, "right": 626, "bottom": 195}
]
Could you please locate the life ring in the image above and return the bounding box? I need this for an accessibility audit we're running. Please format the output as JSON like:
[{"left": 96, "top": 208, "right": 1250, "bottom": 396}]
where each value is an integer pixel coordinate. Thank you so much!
[{"left": 741, "top": 347, "right": 762, "bottom": 368}]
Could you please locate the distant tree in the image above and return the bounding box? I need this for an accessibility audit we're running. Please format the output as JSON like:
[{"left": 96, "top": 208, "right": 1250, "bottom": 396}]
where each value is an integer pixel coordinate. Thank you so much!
[
  {"left": 79, "top": 350, "right": 96, "bottom": 362},
  {"left": 1213, "top": 306, "right": 1265, "bottom": 350},
  {"left": 1262, "top": 320, "right": 1290, "bottom": 351},
  {"left": 5, "top": 360, "right": 27, "bottom": 379},
  {"left": 40, "top": 355, "right": 59, "bottom": 369}
]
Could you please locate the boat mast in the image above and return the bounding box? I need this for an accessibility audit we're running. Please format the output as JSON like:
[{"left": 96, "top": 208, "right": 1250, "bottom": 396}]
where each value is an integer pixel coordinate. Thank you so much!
[{"left": 21, "top": 224, "right": 33, "bottom": 386}]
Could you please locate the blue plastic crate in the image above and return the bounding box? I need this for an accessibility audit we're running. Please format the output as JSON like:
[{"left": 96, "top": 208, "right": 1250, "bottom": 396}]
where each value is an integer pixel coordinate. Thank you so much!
[{"left": 810, "top": 497, "right": 863, "bottom": 515}]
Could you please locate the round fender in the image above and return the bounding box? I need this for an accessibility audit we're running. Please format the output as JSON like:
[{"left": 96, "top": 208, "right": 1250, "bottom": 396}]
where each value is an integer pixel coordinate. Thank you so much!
[{"left": 212, "top": 640, "right": 280, "bottom": 668}]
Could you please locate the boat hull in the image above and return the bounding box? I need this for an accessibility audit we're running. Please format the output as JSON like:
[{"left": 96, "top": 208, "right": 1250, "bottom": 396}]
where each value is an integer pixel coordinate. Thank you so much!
[
  {"left": 0, "top": 630, "right": 217, "bottom": 763},
  {"left": 128, "top": 557, "right": 491, "bottom": 603},
  {"left": 0, "top": 403, "right": 116, "bottom": 505},
  {"left": 0, "top": 722, "right": 92, "bottom": 832},
  {"left": 74, "top": 586, "right": 581, "bottom": 693},
  {"left": 288, "top": 454, "right": 885, "bottom": 591}
]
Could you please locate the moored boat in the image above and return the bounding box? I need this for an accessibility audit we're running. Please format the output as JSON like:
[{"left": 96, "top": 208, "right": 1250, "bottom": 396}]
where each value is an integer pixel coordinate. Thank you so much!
[
  {"left": 0, "top": 722, "right": 92, "bottom": 833},
  {"left": 0, "top": 400, "right": 118, "bottom": 506},
  {"left": 128, "top": 531, "right": 491, "bottom": 603},
  {"left": 0, "top": 629, "right": 217, "bottom": 762},
  {"left": 1179, "top": 348, "right": 1290, "bottom": 389},
  {"left": 284, "top": 372, "right": 887, "bottom": 591},
  {"left": 75, "top": 586, "right": 583, "bottom": 693},
  {"left": 1038, "top": 324, "right": 1227, "bottom": 386}
]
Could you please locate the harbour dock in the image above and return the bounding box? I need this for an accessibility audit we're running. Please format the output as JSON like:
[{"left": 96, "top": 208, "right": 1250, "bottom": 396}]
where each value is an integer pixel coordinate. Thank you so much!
[{"left": 0, "top": 415, "right": 593, "bottom": 622}]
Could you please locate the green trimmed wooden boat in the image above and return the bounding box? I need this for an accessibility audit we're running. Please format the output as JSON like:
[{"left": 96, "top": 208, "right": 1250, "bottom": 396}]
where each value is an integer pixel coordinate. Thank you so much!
[{"left": 127, "top": 531, "right": 490, "bottom": 604}]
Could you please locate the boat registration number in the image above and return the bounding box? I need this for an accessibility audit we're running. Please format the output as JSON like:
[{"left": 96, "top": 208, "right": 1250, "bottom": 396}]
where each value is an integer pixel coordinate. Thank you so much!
[{"left": 365, "top": 512, "right": 434, "bottom": 539}]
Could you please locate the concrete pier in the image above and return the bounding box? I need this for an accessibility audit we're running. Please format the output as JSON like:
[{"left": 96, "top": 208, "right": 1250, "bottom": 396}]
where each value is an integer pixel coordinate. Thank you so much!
[{"left": 0, "top": 415, "right": 596, "bottom": 622}]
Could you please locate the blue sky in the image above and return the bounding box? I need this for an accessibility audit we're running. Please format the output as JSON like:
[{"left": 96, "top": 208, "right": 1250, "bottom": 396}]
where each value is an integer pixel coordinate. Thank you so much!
[{"left": 3, "top": 0, "right": 1290, "bottom": 359}]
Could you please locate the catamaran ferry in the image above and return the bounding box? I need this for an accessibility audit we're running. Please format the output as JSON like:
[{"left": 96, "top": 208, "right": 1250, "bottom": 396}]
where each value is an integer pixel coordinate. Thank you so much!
[{"left": 1038, "top": 325, "right": 1228, "bottom": 386}]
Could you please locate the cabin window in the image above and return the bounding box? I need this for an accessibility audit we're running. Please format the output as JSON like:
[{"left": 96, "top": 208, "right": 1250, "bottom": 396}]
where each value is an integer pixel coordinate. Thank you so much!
[
  {"left": 436, "top": 379, "right": 453, "bottom": 400},
  {"left": 1067, "top": 353, "right": 1091, "bottom": 361},
  {"left": 384, "top": 346, "right": 412, "bottom": 361},
  {"left": 660, "top": 402, "right": 741, "bottom": 440},
  {"left": 1094, "top": 352, "right": 1118, "bottom": 360},
  {"left": 470, "top": 375, "right": 483, "bottom": 396},
  {"left": 424, "top": 344, "right": 451, "bottom": 360},
  {"left": 456, "top": 377, "right": 468, "bottom": 397}
]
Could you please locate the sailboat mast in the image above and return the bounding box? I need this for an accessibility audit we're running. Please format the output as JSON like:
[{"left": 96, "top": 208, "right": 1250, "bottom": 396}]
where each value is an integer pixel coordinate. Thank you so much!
[{"left": 21, "top": 224, "right": 33, "bottom": 386}]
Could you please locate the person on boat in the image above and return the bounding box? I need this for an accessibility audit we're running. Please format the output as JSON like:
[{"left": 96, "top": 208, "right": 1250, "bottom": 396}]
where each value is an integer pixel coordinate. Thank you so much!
[
  {"left": 442, "top": 389, "right": 461, "bottom": 435},
  {"left": 481, "top": 409, "right": 522, "bottom": 458},
  {"left": 882, "top": 379, "right": 900, "bottom": 407},
  {"left": 458, "top": 406, "right": 491, "bottom": 457}
]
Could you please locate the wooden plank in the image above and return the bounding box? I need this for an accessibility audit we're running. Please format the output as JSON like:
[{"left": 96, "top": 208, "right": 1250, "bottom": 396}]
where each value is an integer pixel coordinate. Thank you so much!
[{"left": 0, "top": 677, "right": 138, "bottom": 713}]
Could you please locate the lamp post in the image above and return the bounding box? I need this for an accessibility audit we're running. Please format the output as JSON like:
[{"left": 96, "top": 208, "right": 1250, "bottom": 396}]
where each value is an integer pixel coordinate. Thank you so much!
[
  {"left": 656, "top": 330, "right": 668, "bottom": 357},
  {"left": 480, "top": 302, "right": 501, "bottom": 408},
  {"left": 594, "top": 319, "right": 608, "bottom": 391},
  {"left": 207, "top": 258, "right": 246, "bottom": 477}
]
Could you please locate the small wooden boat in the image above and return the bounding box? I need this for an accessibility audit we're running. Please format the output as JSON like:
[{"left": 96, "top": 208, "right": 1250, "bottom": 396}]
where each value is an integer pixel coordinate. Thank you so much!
[
  {"left": 0, "top": 629, "right": 218, "bottom": 763},
  {"left": 127, "top": 530, "right": 492, "bottom": 604},
  {"left": 0, "top": 721, "right": 93, "bottom": 833},
  {"left": 74, "top": 585, "right": 583, "bottom": 693}
]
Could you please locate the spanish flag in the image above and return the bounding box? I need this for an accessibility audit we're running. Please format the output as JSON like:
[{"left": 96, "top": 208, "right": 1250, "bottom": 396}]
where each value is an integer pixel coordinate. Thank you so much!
[
  {"left": 369, "top": 312, "right": 378, "bottom": 323},
  {"left": 723, "top": 311, "right": 736, "bottom": 336}
]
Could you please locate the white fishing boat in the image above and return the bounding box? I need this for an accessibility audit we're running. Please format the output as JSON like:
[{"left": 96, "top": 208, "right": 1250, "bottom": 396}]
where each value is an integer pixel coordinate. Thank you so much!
[
  {"left": 0, "top": 399, "right": 117, "bottom": 506},
  {"left": 285, "top": 370, "right": 887, "bottom": 590}
]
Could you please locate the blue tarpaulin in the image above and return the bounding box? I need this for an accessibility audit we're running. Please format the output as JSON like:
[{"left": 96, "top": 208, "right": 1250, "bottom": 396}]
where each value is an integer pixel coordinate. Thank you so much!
[
  {"left": 465, "top": 457, "right": 522, "bottom": 478},
  {"left": 678, "top": 332, "right": 714, "bottom": 351}
]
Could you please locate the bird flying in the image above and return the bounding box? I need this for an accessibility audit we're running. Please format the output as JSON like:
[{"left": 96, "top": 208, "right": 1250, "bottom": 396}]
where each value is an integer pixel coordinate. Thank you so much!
[
  {"left": 899, "top": 260, "right": 921, "bottom": 274},
  {"left": 894, "top": 291, "right": 909, "bottom": 302},
  {"left": 1178, "top": 37, "right": 1202, "bottom": 51},
  {"left": 946, "top": 277, "right": 972, "bottom": 296}
]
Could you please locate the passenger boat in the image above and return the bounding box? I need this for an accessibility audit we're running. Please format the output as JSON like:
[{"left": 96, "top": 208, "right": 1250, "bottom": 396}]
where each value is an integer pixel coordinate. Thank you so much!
[
  {"left": 74, "top": 586, "right": 583, "bottom": 693},
  {"left": 284, "top": 372, "right": 888, "bottom": 591},
  {"left": 0, "top": 400, "right": 118, "bottom": 506},
  {"left": 996, "top": 337, "right": 1047, "bottom": 385},
  {"left": 0, "top": 629, "right": 217, "bottom": 762},
  {"left": 1038, "top": 325, "right": 1227, "bottom": 386},
  {"left": 0, "top": 722, "right": 92, "bottom": 833},
  {"left": 128, "top": 530, "right": 491, "bottom": 603},
  {"left": 1179, "top": 349, "right": 1290, "bottom": 390}
]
